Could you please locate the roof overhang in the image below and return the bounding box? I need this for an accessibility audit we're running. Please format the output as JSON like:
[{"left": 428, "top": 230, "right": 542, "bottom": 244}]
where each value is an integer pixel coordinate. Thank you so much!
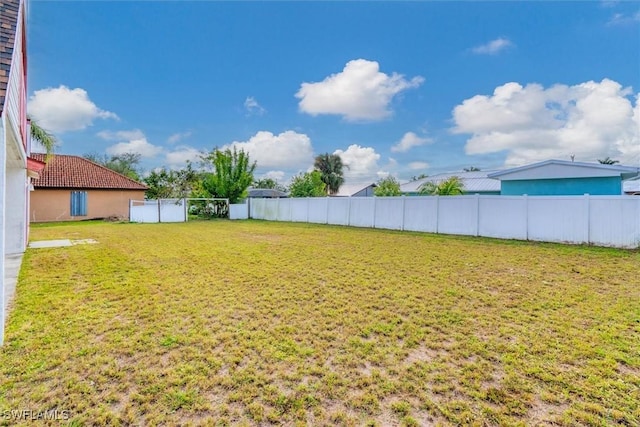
[
  {"left": 27, "top": 156, "right": 46, "bottom": 179},
  {"left": 488, "top": 160, "right": 640, "bottom": 181}
]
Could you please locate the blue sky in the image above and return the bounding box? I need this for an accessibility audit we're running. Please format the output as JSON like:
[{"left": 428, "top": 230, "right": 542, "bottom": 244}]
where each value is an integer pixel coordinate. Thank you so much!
[{"left": 27, "top": 1, "right": 640, "bottom": 184}]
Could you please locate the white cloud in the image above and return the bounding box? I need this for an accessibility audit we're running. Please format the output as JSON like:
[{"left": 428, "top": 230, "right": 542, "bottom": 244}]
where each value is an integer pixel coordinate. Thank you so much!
[
  {"left": 167, "top": 131, "right": 192, "bottom": 144},
  {"left": 296, "top": 59, "right": 424, "bottom": 121},
  {"left": 471, "top": 38, "right": 514, "bottom": 55},
  {"left": 607, "top": 11, "right": 640, "bottom": 26},
  {"left": 244, "top": 97, "right": 266, "bottom": 116},
  {"left": 391, "top": 131, "right": 432, "bottom": 153},
  {"left": 262, "top": 170, "right": 286, "bottom": 182},
  {"left": 334, "top": 144, "right": 382, "bottom": 183},
  {"left": 224, "top": 130, "right": 314, "bottom": 170},
  {"left": 97, "top": 129, "right": 145, "bottom": 141},
  {"left": 452, "top": 78, "right": 640, "bottom": 166},
  {"left": 165, "top": 146, "right": 202, "bottom": 167},
  {"left": 408, "top": 161, "right": 430, "bottom": 170},
  {"left": 101, "top": 129, "right": 163, "bottom": 159},
  {"left": 28, "top": 85, "right": 118, "bottom": 133}
]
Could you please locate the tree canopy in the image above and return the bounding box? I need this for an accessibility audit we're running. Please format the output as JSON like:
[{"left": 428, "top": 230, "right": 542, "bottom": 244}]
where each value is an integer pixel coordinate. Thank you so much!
[
  {"left": 253, "top": 178, "right": 286, "bottom": 192},
  {"left": 314, "top": 153, "right": 345, "bottom": 195},
  {"left": 29, "top": 118, "right": 56, "bottom": 159},
  {"left": 597, "top": 157, "right": 620, "bottom": 165},
  {"left": 201, "top": 147, "right": 256, "bottom": 204},
  {"left": 419, "top": 176, "right": 464, "bottom": 196},
  {"left": 374, "top": 176, "right": 402, "bottom": 197},
  {"left": 85, "top": 152, "right": 142, "bottom": 181},
  {"left": 288, "top": 171, "right": 326, "bottom": 197}
]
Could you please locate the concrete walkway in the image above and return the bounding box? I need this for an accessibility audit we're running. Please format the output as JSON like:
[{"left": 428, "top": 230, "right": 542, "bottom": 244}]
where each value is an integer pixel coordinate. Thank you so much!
[{"left": 4, "top": 253, "right": 23, "bottom": 321}]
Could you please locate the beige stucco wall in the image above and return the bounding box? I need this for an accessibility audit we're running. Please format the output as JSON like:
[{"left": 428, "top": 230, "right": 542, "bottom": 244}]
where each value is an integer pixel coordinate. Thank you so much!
[{"left": 30, "top": 189, "right": 146, "bottom": 222}]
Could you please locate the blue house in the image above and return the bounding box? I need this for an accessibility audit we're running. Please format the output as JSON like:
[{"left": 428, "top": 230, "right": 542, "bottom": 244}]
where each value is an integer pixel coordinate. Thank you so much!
[{"left": 488, "top": 160, "right": 640, "bottom": 196}]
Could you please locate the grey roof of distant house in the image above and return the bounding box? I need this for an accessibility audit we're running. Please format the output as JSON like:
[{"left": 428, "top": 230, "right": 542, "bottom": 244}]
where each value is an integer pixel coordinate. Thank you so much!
[
  {"left": 401, "top": 171, "right": 501, "bottom": 193},
  {"left": 335, "top": 183, "right": 377, "bottom": 197},
  {"left": 623, "top": 176, "right": 640, "bottom": 193}
]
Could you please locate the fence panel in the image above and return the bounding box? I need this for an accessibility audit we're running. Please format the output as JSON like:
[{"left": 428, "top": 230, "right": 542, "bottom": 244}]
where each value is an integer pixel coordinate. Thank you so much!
[
  {"left": 349, "top": 198, "right": 375, "bottom": 227},
  {"left": 230, "top": 203, "right": 248, "bottom": 220},
  {"left": 479, "top": 196, "right": 528, "bottom": 240},
  {"left": 589, "top": 197, "right": 640, "bottom": 248},
  {"left": 159, "top": 199, "right": 186, "bottom": 222},
  {"left": 308, "top": 198, "right": 329, "bottom": 223},
  {"left": 277, "top": 199, "right": 292, "bottom": 222},
  {"left": 130, "top": 200, "right": 160, "bottom": 223},
  {"left": 290, "top": 199, "right": 309, "bottom": 222},
  {"left": 374, "top": 197, "right": 404, "bottom": 230},
  {"left": 437, "top": 196, "right": 479, "bottom": 236},
  {"left": 243, "top": 195, "right": 639, "bottom": 248},
  {"left": 327, "top": 198, "right": 350, "bottom": 225},
  {"left": 403, "top": 197, "right": 438, "bottom": 232},
  {"left": 527, "top": 197, "right": 588, "bottom": 244}
]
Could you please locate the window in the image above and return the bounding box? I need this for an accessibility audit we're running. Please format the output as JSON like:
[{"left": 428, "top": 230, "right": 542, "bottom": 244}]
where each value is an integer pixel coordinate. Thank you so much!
[{"left": 70, "top": 191, "right": 88, "bottom": 216}]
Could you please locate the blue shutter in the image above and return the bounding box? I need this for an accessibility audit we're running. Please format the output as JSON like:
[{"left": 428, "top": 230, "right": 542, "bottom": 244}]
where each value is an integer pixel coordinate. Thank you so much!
[{"left": 70, "top": 191, "right": 88, "bottom": 216}]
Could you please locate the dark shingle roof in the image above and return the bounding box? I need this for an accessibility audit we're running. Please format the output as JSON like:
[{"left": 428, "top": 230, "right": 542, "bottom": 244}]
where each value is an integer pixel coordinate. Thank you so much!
[
  {"left": 0, "top": 0, "right": 20, "bottom": 114},
  {"left": 31, "top": 154, "right": 148, "bottom": 190}
]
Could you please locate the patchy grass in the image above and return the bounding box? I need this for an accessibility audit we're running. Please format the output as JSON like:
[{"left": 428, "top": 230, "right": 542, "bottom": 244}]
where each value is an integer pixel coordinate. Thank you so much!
[{"left": 1, "top": 220, "right": 639, "bottom": 426}]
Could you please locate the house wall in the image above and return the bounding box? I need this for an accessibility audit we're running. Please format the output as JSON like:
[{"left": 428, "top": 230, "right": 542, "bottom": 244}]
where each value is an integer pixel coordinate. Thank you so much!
[
  {"left": 501, "top": 177, "right": 622, "bottom": 196},
  {"left": 30, "top": 189, "right": 146, "bottom": 222}
]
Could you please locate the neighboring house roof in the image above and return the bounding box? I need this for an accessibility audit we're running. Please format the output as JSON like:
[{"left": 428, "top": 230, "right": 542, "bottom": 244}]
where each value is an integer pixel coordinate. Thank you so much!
[
  {"left": 488, "top": 160, "right": 640, "bottom": 181},
  {"left": 247, "top": 188, "right": 288, "bottom": 198},
  {"left": 31, "top": 153, "right": 148, "bottom": 190},
  {"left": 335, "top": 183, "right": 377, "bottom": 197},
  {"left": 0, "top": 0, "right": 20, "bottom": 114},
  {"left": 623, "top": 176, "right": 640, "bottom": 194},
  {"left": 401, "top": 171, "right": 501, "bottom": 193}
]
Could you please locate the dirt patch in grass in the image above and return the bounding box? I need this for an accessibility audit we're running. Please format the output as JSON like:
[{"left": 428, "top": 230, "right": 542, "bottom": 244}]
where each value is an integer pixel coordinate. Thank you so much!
[{"left": 1, "top": 220, "right": 638, "bottom": 426}]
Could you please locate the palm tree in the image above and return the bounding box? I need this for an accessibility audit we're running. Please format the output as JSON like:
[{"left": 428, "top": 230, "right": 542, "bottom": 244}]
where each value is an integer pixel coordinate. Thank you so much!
[
  {"left": 314, "top": 153, "right": 346, "bottom": 195},
  {"left": 29, "top": 118, "right": 56, "bottom": 160},
  {"left": 419, "top": 176, "right": 464, "bottom": 196},
  {"left": 597, "top": 157, "right": 619, "bottom": 165}
]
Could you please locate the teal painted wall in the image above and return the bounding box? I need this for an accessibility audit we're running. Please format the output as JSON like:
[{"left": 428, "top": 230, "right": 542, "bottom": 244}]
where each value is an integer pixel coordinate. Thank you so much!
[{"left": 501, "top": 176, "right": 622, "bottom": 195}]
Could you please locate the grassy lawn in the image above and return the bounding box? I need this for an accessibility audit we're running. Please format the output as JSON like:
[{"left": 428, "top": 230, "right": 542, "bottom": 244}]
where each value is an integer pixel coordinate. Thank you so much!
[{"left": 1, "top": 220, "right": 639, "bottom": 426}]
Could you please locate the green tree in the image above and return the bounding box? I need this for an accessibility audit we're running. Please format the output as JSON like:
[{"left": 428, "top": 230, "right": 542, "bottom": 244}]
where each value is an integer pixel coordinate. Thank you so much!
[
  {"left": 410, "top": 173, "right": 428, "bottom": 182},
  {"left": 288, "top": 171, "right": 326, "bottom": 197},
  {"left": 463, "top": 166, "right": 481, "bottom": 172},
  {"left": 85, "top": 152, "right": 142, "bottom": 181},
  {"left": 201, "top": 147, "right": 256, "bottom": 204},
  {"left": 314, "top": 153, "right": 346, "bottom": 195},
  {"left": 374, "top": 176, "right": 402, "bottom": 197},
  {"left": 253, "top": 178, "right": 286, "bottom": 192},
  {"left": 419, "top": 176, "right": 464, "bottom": 196},
  {"left": 29, "top": 118, "right": 56, "bottom": 158},
  {"left": 597, "top": 157, "right": 619, "bottom": 165},
  {"left": 143, "top": 162, "right": 202, "bottom": 199}
]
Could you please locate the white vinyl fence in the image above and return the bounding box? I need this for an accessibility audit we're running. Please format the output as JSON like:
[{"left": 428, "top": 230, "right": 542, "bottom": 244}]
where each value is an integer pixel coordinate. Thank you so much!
[
  {"left": 130, "top": 199, "right": 187, "bottom": 223},
  {"left": 248, "top": 195, "right": 640, "bottom": 249}
]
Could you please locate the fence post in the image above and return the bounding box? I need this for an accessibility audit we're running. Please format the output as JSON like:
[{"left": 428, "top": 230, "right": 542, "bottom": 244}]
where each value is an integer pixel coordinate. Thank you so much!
[
  {"left": 475, "top": 194, "right": 480, "bottom": 237},
  {"left": 306, "top": 197, "right": 310, "bottom": 223},
  {"left": 373, "top": 196, "right": 377, "bottom": 228},
  {"left": 325, "top": 197, "right": 329, "bottom": 224},
  {"left": 401, "top": 195, "right": 406, "bottom": 231},
  {"left": 585, "top": 194, "right": 590, "bottom": 245},
  {"left": 435, "top": 195, "right": 440, "bottom": 234},
  {"left": 183, "top": 198, "right": 188, "bottom": 222},
  {"left": 347, "top": 196, "right": 352, "bottom": 226},
  {"left": 524, "top": 194, "right": 528, "bottom": 241},
  {"left": 157, "top": 199, "right": 161, "bottom": 223}
]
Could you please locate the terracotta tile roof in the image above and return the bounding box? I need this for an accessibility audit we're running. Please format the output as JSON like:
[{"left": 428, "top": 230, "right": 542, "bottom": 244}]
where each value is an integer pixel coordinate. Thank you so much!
[
  {"left": 0, "top": 0, "right": 19, "bottom": 114},
  {"left": 31, "top": 153, "right": 148, "bottom": 190}
]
